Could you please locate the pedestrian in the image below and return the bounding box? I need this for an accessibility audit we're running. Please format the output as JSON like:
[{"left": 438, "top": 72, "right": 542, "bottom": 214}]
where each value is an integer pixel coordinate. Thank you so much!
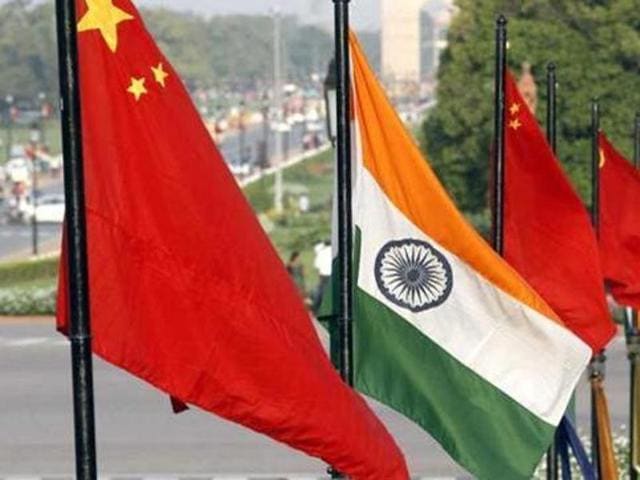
[
  {"left": 286, "top": 251, "right": 306, "bottom": 297},
  {"left": 312, "top": 240, "right": 332, "bottom": 314}
]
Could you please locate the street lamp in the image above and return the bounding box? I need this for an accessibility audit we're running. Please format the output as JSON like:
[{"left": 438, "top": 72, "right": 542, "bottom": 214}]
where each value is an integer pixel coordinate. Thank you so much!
[
  {"left": 38, "top": 92, "right": 48, "bottom": 150},
  {"left": 5, "top": 94, "right": 14, "bottom": 162},
  {"left": 28, "top": 124, "right": 40, "bottom": 256},
  {"left": 323, "top": 58, "right": 337, "bottom": 147},
  {"left": 259, "top": 91, "right": 270, "bottom": 170}
]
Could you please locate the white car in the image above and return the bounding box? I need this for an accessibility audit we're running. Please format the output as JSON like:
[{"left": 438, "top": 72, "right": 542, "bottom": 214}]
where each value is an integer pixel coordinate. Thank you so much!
[{"left": 22, "top": 194, "right": 66, "bottom": 223}]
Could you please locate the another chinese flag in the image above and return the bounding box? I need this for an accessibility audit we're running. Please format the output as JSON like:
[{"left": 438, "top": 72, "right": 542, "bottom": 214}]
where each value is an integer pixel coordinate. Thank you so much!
[
  {"left": 503, "top": 71, "right": 615, "bottom": 353},
  {"left": 56, "top": 1, "right": 408, "bottom": 478},
  {"left": 599, "top": 132, "right": 640, "bottom": 310}
]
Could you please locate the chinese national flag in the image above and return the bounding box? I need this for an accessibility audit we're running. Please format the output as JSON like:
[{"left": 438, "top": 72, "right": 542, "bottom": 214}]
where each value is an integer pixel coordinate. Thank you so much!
[
  {"left": 56, "top": 1, "right": 408, "bottom": 478},
  {"left": 599, "top": 132, "right": 640, "bottom": 310},
  {"left": 503, "top": 71, "right": 615, "bottom": 353}
]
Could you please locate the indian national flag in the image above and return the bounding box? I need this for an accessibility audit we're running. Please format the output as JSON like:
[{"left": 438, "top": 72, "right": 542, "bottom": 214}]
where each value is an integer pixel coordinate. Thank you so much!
[{"left": 347, "top": 32, "right": 591, "bottom": 479}]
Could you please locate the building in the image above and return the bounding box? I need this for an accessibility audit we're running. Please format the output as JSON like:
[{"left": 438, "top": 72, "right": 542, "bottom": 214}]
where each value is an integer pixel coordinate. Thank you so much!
[
  {"left": 381, "top": 0, "right": 424, "bottom": 86},
  {"left": 381, "top": 0, "right": 452, "bottom": 95}
]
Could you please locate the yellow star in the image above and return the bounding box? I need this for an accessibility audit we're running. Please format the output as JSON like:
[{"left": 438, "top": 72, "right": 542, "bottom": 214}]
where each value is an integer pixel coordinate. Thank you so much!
[
  {"left": 599, "top": 148, "right": 606, "bottom": 169},
  {"left": 509, "top": 103, "right": 520, "bottom": 115},
  {"left": 508, "top": 118, "right": 522, "bottom": 130},
  {"left": 127, "top": 77, "right": 147, "bottom": 101},
  {"left": 151, "top": 63, "right": 169, "bottom": 87},
  {"left": 77, "top": 0, "right": 134, "bottom": 53}
]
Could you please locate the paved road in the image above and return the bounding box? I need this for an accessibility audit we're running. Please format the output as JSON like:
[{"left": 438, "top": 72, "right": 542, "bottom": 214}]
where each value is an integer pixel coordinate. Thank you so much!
[{"left": 0, "top": 321, "right": 630, "bottom": 477}]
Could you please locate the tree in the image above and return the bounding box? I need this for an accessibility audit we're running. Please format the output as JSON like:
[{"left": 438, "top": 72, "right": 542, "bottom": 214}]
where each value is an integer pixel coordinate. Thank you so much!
[
  {"left": 0, "top": 0, "right": 58, "bottom": 105},
  {"left": 423, "top": 0, "right": 640, "bottom": 214}
]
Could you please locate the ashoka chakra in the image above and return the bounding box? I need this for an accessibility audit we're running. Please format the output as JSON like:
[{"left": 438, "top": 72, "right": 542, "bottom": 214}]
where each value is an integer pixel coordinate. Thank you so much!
[{"left": 374, "top": 239, "right": 453, "bottom": 313}]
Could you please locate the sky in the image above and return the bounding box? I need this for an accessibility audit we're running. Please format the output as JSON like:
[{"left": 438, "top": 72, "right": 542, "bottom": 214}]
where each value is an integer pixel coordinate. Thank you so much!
[{"left": 136, "top": 0, "right": 381, "bottom": 31}]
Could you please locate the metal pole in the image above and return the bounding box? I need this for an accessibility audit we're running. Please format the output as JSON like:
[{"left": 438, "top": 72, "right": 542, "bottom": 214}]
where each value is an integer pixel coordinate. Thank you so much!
[
  {"left": 5, "top": 95, "right": 13, "bottom": 162},
  {"left": 333, "top": 0, "right": 352, "bottom": 388},
  {"left": 544, "top": 62, "right": 559, "bottom": 480},
  {"left": 54, "top": 1, "right": 98, "bottom": 478},
  {"left": 31, "top": 152, "right": 39, "bottom": 256},
  {"left": 328, "top": 1, "right": 352, "bottom": 478},
  {"left": 629, "top": 112, "right": 640, "bottom": 480},
  {"left": 273, "top": 10, "right": 284, "bottom": 214},
  {"left": 492, "top": 15, "right": 507, "bottom": 255},
  {"left": 592, "top": 99, "right": 600, "bottom": 232},
  {"left": 589, "top": 98, "right": 602, "bottom": 477}
]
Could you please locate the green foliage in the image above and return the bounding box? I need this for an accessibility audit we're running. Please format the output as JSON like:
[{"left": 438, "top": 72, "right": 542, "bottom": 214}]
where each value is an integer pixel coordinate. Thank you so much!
[
  {"left": 0, "top": 256, "right": 59, "bottom": 289},
  {"left": 0, "top": 0, "right": 58, "bottom": 102},
  {"left": 423, "top": 0, "right": 640, "bottom": 213}
]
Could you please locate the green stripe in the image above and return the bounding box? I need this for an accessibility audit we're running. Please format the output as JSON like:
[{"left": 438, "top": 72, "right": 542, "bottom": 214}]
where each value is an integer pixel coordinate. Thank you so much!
[{"left": 354, "top": 289, "right": 554, "bottom": 480}]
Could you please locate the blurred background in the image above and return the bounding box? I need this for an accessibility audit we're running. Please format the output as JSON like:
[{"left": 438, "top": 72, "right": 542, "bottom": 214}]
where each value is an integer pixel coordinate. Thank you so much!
[{"left": 0, "top": 0, "right": 637, "bottom": 477}]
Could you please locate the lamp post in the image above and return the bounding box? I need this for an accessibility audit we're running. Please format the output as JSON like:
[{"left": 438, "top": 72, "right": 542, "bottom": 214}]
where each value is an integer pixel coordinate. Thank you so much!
[
  {"left": 5, "top": 94, "right": 14, "bottom": 162},
  {"left": 28, "top": 124, "right": 40, "bottom": 256},
  {"left": 238, "top": 100, "right": 247, "bottom": 168},
  {"left": 323, "top": 58, "right": 337, "bottom": 147},
  {"left": 38, "top": 92, "right": 48, "bottom": 151},
  {"left": 259, "top": 91, "right": 270, "bottom": 170}
]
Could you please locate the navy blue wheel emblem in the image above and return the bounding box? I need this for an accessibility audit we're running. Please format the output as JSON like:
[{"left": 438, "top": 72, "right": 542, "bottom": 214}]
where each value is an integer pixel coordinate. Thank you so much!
[{"left": 375, "top": 239, "right": 453, "bottom": 313}]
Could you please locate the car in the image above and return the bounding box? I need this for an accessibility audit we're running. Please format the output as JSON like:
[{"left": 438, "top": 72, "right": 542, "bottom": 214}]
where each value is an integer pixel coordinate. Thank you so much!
[{"left": 20, "top": 193, "right": 66, "bottom": 223}]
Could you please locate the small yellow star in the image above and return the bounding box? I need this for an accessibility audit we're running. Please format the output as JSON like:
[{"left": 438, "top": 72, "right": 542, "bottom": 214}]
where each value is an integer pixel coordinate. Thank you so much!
[
  {"left": 77, "top": 0, "right": 134, "bottom": 53},
  {"left": 127, "top": 77, "right": 147, "bottom": 101},
  {"left": 599, "top": 148, "right": 606, "bottom": 169},
  {"left": 508, "top": 118, "right": 522, "bottom": 130},
  {"left": 151, "top": 63, "right": 169, "bottom": 87},
  {"left": 509, "top": 103, "right": 520, "bottom": 115}
]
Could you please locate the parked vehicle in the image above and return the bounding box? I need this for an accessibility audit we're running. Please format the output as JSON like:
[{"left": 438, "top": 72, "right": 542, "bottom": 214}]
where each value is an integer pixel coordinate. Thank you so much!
[{"left": 11, "top": 193, "right": 65, "bottom": 224}]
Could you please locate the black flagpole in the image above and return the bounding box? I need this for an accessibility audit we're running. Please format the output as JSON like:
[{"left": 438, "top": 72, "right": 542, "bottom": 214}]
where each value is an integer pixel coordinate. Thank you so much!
[
  {"left": 492, "top": 15, "right": 507, "bottom": 254},
  {"left": 545, "top": 62, "right": 559, "bottom": 480},
  {"left": 330, "top": 0, "right": 353, "bottom": 478},
  {"left": 333, "top": 0, "right": 353, "bottom": 390},
  {"left": 54, "top": 0, "right": 98, "bottom": 478},
  {"left": 589, "top": 98, "right": 603, "bottom": 479},
  {"left": 629, "top": 113, "right": 640, "bottom": 480}
]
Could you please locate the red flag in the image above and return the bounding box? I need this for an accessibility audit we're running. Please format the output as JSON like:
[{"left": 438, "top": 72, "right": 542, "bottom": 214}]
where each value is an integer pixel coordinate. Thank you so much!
[
  {"left": 503, "top": 71, "right": 615, "bottom": 353},
  {"left": 599, "top": 132, "right": 640, "bottom": 310},
  {"left": 56, "top": 1, "right": 408, "bottom": 478}
]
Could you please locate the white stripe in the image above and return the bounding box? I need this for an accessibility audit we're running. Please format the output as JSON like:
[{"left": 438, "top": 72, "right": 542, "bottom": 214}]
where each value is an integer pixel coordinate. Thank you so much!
[{"left": 354, "top": 168, "right": 591, "bottom": 426}]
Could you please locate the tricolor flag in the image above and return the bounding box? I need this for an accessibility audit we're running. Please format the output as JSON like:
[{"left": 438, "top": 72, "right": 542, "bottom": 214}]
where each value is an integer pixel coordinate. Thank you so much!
[
  {"left": 503, "top": 71, "right": 615, "bottom": 353},
  {"left": 348, "top": 32, "right": 591, "bottom": 479},
  {"left": 56, "top": 1, "right": 409, "bottom": 478},
  {"left": 599, "top": 132, "right": 640, "bottom": 310}
]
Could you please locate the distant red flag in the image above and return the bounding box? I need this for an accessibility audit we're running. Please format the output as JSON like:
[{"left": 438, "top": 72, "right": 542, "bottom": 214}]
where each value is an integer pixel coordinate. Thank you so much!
[
  {"left": 56, "top": 1, "right": 408, "bottom": 478},
  {"left": 599, "top": 132, "right": 640, "bottom": 310},
  {"left": 503, "top": 71, "right": 615, "bottom": 353}
]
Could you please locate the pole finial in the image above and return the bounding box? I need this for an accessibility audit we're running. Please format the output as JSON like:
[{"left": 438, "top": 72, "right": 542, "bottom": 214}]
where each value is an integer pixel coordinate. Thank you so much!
[
  {"left": 497, "top": 14, "right": 507, "bottom": 27},
  {"left": 547, "top": 62, "right": 556, "bottom": 73}
]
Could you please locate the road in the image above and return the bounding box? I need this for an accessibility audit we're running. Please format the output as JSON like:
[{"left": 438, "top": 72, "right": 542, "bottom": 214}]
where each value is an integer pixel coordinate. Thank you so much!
[
  {"left": 0, "top": 321, "right": 630, "bottom": 477},
  {"left": 0, "top": 122, "right": 309, "bottom": 260}
]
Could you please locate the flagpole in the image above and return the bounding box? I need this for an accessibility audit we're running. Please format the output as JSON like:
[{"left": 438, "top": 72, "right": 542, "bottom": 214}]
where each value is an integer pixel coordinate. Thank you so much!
[
  {"left": 589, "top": 98, "right": 603, "bottom": 478},
  {"left": 629, "top": 113, "right": 640, "bottom": 480},
  {"left": 329, "top": 0, "right": 353, "bottom": 477},
  {"left": 544, "top": 62, "right": 559, "bottom": 480},
  {"left": 54, "top": 1, "right": 98, "bottom": 479},
  {"left": 492, "top": 15, "right": 507, "bottom": 254}
]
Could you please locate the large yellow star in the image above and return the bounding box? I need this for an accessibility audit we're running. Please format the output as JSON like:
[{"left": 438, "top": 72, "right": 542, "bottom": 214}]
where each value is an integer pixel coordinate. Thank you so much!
[
  {"left": 151, "top": 63, "right": 169, "bottom": 88},
  {"left": 77, "top": 0, "right": 134, "bottom": 53},
  {"left": 127, "top": 77, "right": 147, "bottom": 101}
]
